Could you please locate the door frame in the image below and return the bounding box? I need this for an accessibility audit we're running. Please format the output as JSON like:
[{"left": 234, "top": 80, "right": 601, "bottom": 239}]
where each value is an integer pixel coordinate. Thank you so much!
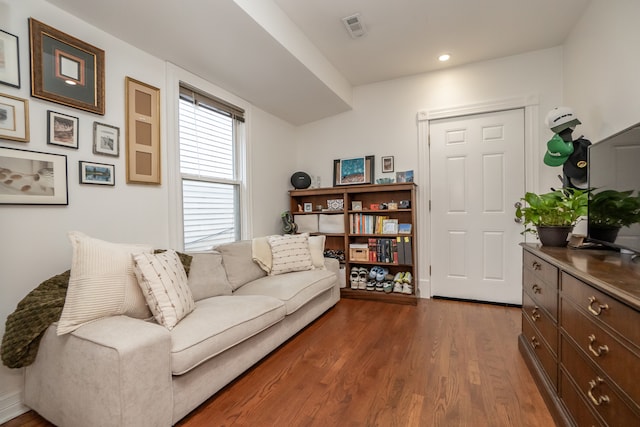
[{"left": 416, "top": 95, "right": 540, "bottom": 298}]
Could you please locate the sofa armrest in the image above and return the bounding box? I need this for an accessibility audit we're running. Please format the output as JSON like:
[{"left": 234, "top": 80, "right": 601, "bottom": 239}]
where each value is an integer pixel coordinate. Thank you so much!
[
  {"left": 323, "top": 257, "right": 340, "bottom": 276},
  {"left": 25, "top": 316, "right": 173, "bottom": 427}
]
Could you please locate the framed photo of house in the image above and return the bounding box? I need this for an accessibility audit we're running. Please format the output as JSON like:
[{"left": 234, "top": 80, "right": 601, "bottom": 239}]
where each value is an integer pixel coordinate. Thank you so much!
[
  {"left": 93, "top": 122, "right": 119, "bottom": 156},
  {"left": 0, "top": 93, "right": 29, "bottom": 142},
  {"left": 381, "top": 156, "right": 394, "bottom": 173},
  {"left": 333, "top": 155, "right": 374, "bottom": 186},
  {"left": 79, "top": 161, "right": 115, "bottom": 186},
  {"left": 29, "top": 18, "right": 105, "bottom": 115},
  {"left": 47, "top": 110, "right": 78, "bottom": 149},
  {"left": 0, "top": 147, "right": 68, "bottom": 205},
  {"left": 0, "top": 29, "right": 21, "bottom": 88}
]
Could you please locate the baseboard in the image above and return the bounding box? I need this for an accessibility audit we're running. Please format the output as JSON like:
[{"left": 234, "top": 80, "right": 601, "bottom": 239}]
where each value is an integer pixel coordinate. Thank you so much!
[{"left": 0, "top": 390, "right": 30, "bottom": 424}]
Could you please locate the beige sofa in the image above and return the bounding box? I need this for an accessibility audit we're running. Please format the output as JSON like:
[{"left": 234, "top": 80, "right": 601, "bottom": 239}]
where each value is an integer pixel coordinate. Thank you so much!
[{"left": 24, "top": 240, "right": 340, "bottom": 426}]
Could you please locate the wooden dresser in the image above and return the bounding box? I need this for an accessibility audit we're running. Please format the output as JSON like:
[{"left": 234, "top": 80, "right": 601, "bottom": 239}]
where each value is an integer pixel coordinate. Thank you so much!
[{"left": 519, "top": 244, "right": 640, "bottom": 426}]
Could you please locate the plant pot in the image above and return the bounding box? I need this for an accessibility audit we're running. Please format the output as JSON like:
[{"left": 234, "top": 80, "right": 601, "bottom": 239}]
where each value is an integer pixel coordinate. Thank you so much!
[
  {"left": 536, "top": 226, "right": 573, "bottom": 247},
  {"left": 589, "top": 225, "right": 621, "bottom": 243}
]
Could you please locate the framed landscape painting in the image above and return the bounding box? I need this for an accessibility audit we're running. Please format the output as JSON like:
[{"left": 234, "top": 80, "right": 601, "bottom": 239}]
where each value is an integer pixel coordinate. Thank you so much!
[{"left": 333, "top": 155, "right": 374, "bottom": 186}]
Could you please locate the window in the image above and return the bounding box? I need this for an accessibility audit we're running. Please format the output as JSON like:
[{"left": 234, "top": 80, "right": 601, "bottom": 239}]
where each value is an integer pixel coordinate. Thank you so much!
[{"left": 178, "top": 85, "right": 245, "bottom": 251}]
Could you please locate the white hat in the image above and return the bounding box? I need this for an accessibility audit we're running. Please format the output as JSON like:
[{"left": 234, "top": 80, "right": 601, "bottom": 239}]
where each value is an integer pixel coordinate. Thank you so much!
[{"left": 545, "top": 107, "right": 581, "bottom": 133}]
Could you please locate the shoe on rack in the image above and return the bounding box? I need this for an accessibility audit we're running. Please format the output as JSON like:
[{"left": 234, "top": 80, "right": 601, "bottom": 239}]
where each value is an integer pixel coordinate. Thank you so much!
[
  {"left": 403, "top": 272, "right": 413, "bottom": 284},
  {"left": 393, "top": 281, "right": 403, "bottom": 293},
  {"left": 369, "top": 266, "right": 381, "bottom": 280},
  {"left": 376, "top": 267, "right": 389, "bottom": 282},
  {"left": 383, "top": 281, "right": 394, "bottom": 293},
  {"left": 366, "top": 280, "right": 376, "bottom": 291},
  {"left": 393, "top": 272, "right": 404, "bottom": 283},
  {"left": 375, "top": 281, "right": 384, "bottom": 292},
  {"left": 358, "top": 268, "right": 368, "bottom": 290},
  {"left": 350, "top": 267, "right": 359, "bottom": 289},
  {"left": 402, "top": 283, "right": 413, "bottom": 295}
]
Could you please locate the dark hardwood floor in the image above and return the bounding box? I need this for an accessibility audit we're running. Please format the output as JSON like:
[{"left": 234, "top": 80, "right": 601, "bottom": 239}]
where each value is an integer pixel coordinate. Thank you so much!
[{"left": 3, "top": 298, "right": 554, "bottom": 427}]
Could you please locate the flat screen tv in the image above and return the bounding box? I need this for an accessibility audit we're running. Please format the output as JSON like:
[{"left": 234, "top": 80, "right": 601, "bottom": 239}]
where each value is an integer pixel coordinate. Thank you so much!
[{"left": 587, "top": 122, "right": 640, "bottom": 254}]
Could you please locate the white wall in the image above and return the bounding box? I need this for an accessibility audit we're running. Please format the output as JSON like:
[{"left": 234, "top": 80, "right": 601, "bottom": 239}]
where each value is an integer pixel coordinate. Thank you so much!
[
  {"left": 563, "top": 0, "right": 640, "bottom": 141},
  {"left": 295, "top": 47, "right": 566, "bottom": 296},
  {"left": 0, "top": 0, "right": 295, "bottom": 422}
]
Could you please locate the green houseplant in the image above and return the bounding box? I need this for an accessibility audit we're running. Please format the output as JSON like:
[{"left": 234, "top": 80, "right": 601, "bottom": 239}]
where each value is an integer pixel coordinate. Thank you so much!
[
  {"left": 515, "top": 188, "right": 588, "bottom": 246},
  {"left": 588, "top": 189, "right": 640, "bottom": 242}
]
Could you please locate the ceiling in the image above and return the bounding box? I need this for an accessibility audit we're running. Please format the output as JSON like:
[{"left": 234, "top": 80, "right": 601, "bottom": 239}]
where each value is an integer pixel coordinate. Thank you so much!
[{"left": 45, "top": 0, "right": 591, "bottom": 125}]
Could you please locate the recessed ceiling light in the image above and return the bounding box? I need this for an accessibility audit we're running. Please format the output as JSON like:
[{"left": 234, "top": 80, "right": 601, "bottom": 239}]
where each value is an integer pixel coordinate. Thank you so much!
[{"left": 438, "top": 53, "right": 451, "bottom": 62}]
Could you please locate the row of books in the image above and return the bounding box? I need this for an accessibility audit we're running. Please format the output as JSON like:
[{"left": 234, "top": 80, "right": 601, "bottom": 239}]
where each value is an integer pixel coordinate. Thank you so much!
[
  {"left": 349, "top": 213, "right": 390, "bottom": 234},
  {"left": 366, "top": 237, "right": 413, "bottom": 265}
]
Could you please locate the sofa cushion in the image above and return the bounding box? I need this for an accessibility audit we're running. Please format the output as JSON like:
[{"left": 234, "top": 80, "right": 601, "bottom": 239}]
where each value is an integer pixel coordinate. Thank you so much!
[
  {"left": 233, "top": 269, "right": 336, "bottom": 315},
  {"left": 216, "top": 240, "right": 266, "bottom": 290},
  {"left": 133, "top": 250, "right": 195, "bottom": 330},
  {"left": 186, "top": 252, "right": 233, "bottom": 300},
  {"left": 170, "top": 295, "right": 286, "bottom": 375},
  {"left": 268, "top": 234, "right": 313, "bottom": 275},
  {"left": 57, "top": 231, "right": 153, "bottom": 335},
  {"left": 252, "top": 235, "right": 326, "bottom": 274}
]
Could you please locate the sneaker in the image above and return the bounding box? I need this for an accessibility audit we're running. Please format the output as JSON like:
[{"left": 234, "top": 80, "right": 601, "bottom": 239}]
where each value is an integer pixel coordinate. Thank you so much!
[
  {"left": 393, "top": 281, "right": 403, "bottom": 293},
  {"left": 375, "top": 281, "right": 384, "bottom": 292},
  {"left": 383, "top": 281, "right": 394, "bottom": 293},
  {"left": 366, "top": 280, "right": 376, "bottom": 291},
  {"left": 403, "top": 272, "right": 413, "bottom": 284},
  {"left": 393, "top": 272, "right": 404, "bottom": 283},
  {"left": 402, "top": 283, "right": 413, "bottom": 295},
  {"left": 376, "top": 267, "right": 389, "bottom": 282},
  {"left": 358, "top": 268, "right": 368, "bottom": 290},
  {"left": 350, "top": 267, "right": 359, "bottom": 289},
  {"left": 369, "top": 266, "right": 381, "bottom": 280}
]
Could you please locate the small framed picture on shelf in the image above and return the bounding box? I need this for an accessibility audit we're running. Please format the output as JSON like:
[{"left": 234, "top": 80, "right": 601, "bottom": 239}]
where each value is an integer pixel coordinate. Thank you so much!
[
  {"left": 303, "top": 202, "right": 313, "bottom": 212},
  {"left": 387, "top": 202, "right": 398, "bottom": 210},
  {"left": 398, "top": 223, "right": 412, "bottom": 234},
  {"left": 351, "top": 200, "right": 362, "bottom": 211},
  {"left": 381, "top": 156, "right": 394, "bottom": 173},
  {"left": 382, "top": 219, "right": 399, "bottom": 234}
]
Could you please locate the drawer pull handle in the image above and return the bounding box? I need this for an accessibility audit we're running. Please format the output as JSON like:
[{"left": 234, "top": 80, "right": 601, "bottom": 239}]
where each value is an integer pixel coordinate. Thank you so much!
[
  {"left": 587, "top": 296, "right": 609, "bottom": 316},
  {"left": 530, "top": 307, "right": 541, "bottom": 322},
  {"left": 531, "top": 261, "right": 542, "bottom": 270},
  {"left": 530, "top": 336, "right": 540, "bottom": 348},
  {"left": 588, "top": 334, "right": 609, "bottom": 357},
  {"left": 587, "top": 377, "right": 610, "bottom": 406},
  {"left": 531, "top": 284, "right": 542, "bottom": 294}
]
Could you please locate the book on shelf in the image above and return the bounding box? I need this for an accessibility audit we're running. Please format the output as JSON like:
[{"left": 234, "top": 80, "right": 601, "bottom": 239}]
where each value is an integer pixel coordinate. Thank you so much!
[
  {"left": 364, "top": 237, "right": 409, "bottom": 264},
  {"left": 349, "top": 213, "right": 390, "bottom": 234}
]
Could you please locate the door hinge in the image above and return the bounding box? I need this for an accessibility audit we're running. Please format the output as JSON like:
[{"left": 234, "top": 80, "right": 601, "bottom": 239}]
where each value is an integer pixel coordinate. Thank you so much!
[{"left": 429, "top": 200, "right": 431, "bottom": 211}]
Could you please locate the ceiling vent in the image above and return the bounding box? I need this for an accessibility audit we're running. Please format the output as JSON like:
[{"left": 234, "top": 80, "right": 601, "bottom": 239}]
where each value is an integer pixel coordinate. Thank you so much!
[{"left": 342, "top": 13, "right": 366, "bottom": 38}]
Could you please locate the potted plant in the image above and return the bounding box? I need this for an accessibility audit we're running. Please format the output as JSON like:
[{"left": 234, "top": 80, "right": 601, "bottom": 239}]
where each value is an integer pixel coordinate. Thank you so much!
[
  {"left": 588, "top": 189, "right": 640, "bottom": 242},
  {"left": 514, "top": 188, "right": 588, "bottom": 246}
]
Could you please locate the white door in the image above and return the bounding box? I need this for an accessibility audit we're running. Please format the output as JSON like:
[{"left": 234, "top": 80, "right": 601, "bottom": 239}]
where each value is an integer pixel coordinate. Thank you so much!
[{"left": 429, "top": 109, "right": 525, "bottom": 304}]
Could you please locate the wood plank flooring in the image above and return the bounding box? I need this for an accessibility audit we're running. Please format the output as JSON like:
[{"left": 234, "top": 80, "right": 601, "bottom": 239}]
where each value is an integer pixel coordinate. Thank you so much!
[{"left": 3, "top": 298, "right": 555, "bottom": 427}]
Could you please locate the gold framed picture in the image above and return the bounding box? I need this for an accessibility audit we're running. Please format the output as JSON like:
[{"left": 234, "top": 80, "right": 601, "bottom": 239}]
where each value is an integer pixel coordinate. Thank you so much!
[
  {"left": 0, "top": 93, "right": 29, "bottom": 142},
  {"left": 29, "top": 18, "right": 105, "bottom": 115}
]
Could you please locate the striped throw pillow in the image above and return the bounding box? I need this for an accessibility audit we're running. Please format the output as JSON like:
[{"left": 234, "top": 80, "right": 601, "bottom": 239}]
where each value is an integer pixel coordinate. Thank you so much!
[{"left": 268, "top": 233, "right": 313, "bottom": 276}]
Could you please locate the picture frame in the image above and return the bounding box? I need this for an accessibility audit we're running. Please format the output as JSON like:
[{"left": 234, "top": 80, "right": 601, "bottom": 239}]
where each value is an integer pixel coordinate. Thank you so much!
[
  {"left": 381, "top": 156, "right": 394, "bottom": 173},
  {"left": 29, "top": 18, "right": 105, "bottom": 115},
  {"left": 396, "top": 170, "right": 414, "bottom": 183},
  {"left": 125, "top": 77, "right": 161, "bottom": 184},
  {"left": 93, "top": 122, "right": 119, "bottom": 157},
  {"left": 382, "top": 219, "right": 399, "bottom": 235},
  {"left": 0, "top": 29, "right": 21, "bottom": 88},
  {"left": 0, "top": 147, "right": 68, "bottom": 205},
  {"left": 0, "top": 93, "right": 29, "bottom": 142},
  {"left": 79, "top": 160, "right": 115, "bottom": 186},
  {"left": 351, "top": 201, "right": 363, "bottom": 211},
  {"left": 333, "top": 155, "right": 374, "bottom": 186},
  {"left": 303, "top": 202, "right": 313, "bottom": 212},
  {"left": 47, "top": 110, "right": 78, "bottom": 149}
]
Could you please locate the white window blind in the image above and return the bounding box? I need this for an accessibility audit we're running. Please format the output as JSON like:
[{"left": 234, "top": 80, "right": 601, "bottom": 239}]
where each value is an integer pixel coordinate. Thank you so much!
[{"left": 179, "top": 85, "right": 244, "bottom": 251}]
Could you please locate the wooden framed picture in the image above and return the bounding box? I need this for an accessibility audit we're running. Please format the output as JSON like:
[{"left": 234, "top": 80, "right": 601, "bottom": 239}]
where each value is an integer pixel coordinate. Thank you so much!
[
  {"left": 0, "top": 147, "right": 68, "bottom": 205},
  {"left": 93, "top": 122, "right": 119, "bottom": 156},
  {"left": 0, "top": 93, "right": 29, "bottom": 142},
  {"left": 303, "top": 202, "right": 313, "bottom": 212},
  {"left": 79, "top": 160, "right": 115, "bottom": 186},
  {"left": 0, "top": 29, "right": 21, "bottom": 88},
  {"left": 351, "top": 201, "right": 363, "bottom": 211},
  {"left": 47, "top": 110, "right": 78, "bottom": 149},
  {"left": 333, "top": 155, "right": 374, "bottom": 186},
  {"left": 125, "top": 77, "right": 161, "bottom": 184},
  {"left": 381, "top": 156, "right": 394, "bottom": 173},
  {"left": 29, "top": 18, "right": 105, "bottom": 115}
]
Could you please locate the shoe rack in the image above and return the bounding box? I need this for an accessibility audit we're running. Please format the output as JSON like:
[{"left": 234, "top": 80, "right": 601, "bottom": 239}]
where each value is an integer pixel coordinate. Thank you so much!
[{"left": 289, "top": 183, "right": 417, "bottom": 305}]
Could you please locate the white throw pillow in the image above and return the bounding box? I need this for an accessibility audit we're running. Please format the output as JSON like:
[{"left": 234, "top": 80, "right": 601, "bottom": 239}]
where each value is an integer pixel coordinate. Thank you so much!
[
  {"left": 308, "top": 235, "right": 326, "bottom": 270},
  {"left": 57, "top": 231, "right": 153, "bottom": 335},
  {"left": 253, "top": 234, "right": 325, "bottom": 274},
  {"left": 133, "top": 250, "right": 195, "bottom": 330},
  {"left": 268, "top": 233, "right": 314, "bottom": 275}
]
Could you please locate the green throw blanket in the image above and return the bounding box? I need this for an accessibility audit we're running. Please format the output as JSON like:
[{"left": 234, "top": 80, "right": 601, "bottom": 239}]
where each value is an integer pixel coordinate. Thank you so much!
[
  {"left": 1, "top": 250, "right": 193, "bottom": 369},
  {"left": 1, "top": 271, "right": 69, "bottom": 369}
]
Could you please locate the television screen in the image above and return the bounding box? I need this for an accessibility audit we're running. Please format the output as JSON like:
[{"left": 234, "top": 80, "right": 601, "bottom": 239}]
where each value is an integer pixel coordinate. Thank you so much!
[{"left": 587, "top": 122, "right": 640, "bottom": 254}]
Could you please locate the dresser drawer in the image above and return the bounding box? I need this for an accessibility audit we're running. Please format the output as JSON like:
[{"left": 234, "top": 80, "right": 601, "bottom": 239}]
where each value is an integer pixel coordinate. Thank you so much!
[
  {"left": 560, "top": 370, "right": 605, "bottom": 427},
  {"left": 523, "top": 290, "right": 557, "bottom": 355},
  {"left": 561, "top": 335, "right": 640, "bottom": 425},
  {"left": 561, "top": 297, "right": 640, "bottom": 407},
  {"left": 561, "top": 272, "right": 640, "bottom": 348},
  {"left": 522, "top": 313, "right": 558, "bottom": 389},
  {"left": 523, "top": 250, "right": 559, "bottom": 286},
  {"left": 524, "top": 268, "right": 558, "bottom": 321}
]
